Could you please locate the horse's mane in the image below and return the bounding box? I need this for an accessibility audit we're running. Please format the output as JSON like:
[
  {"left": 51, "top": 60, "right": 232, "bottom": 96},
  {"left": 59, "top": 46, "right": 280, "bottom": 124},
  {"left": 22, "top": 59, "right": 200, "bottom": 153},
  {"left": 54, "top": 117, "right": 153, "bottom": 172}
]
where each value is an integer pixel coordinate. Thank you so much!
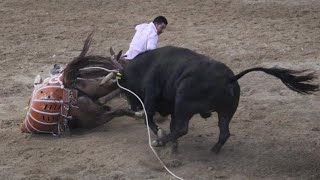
[{"left": 63, "top": 32, "right": 123, "bottom": 88}]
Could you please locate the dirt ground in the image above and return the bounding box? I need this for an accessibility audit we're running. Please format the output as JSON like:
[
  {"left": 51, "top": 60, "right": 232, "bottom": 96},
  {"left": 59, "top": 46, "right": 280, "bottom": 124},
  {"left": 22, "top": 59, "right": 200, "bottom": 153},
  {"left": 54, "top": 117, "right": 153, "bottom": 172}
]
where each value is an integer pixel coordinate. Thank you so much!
[{"left": 0, "top": 0, "right": 320, "bottom": 179}]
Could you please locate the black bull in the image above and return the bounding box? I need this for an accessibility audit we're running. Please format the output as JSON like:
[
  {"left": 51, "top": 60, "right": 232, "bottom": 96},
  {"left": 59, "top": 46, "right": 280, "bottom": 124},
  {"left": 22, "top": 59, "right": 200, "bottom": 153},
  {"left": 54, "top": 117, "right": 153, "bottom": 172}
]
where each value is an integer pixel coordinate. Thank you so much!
[{"left": 119, "top": 46, "right": 319, "bottom": 153}]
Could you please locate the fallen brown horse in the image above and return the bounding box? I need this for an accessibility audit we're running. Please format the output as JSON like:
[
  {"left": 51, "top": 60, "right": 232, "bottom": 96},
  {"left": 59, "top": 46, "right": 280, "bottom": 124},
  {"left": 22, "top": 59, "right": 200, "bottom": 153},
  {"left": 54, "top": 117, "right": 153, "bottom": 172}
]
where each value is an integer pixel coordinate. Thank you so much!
[{"left": 21, "top": 33, "right": 136, "bottom": 135}]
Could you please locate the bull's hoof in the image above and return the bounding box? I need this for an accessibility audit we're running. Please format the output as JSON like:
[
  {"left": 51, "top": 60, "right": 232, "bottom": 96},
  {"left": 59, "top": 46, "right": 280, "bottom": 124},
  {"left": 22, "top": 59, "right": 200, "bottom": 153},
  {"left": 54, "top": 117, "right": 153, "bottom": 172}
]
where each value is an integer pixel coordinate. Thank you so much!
[
  {"left": 151, "top": 140, "right": 164, "bottom": 147},
  {"left": 170, "top": 142, "right": 179, "bottom": 154},
  {"left": 157, "top": 128, "right": 166, "bottom": 138},
  {"left": 134, "top": 110, "right": 144, "bottom": 118},
  {"left": 211, "top": 144, "right": 221, "bottom": 154}
]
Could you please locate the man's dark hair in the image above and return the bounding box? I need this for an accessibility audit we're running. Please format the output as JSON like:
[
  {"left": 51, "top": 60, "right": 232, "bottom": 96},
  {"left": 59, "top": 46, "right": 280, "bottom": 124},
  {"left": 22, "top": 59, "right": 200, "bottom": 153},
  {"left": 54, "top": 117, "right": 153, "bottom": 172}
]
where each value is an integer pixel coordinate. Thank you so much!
[{"left": 153, "top": 16, "right": 168, "bottom": 25}]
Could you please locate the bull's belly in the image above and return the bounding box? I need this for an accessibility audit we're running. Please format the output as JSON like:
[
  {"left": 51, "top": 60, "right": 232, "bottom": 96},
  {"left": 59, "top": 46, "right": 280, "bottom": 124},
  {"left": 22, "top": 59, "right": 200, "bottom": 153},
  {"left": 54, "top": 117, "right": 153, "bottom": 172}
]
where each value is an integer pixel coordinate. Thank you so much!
[{"left": 155, "top": 101, "right": 174, "bottom": 116}]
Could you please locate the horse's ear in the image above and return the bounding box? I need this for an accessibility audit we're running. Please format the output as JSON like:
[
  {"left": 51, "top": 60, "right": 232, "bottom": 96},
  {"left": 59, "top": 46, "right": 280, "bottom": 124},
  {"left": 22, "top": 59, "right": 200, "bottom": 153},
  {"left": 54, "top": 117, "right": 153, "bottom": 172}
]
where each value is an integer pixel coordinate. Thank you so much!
[
  {"left": 110, "top": 47, "right": 115, "bottom": 56},
  {"left": 116, "top": 50, "right": 123, "bottom": 61}
]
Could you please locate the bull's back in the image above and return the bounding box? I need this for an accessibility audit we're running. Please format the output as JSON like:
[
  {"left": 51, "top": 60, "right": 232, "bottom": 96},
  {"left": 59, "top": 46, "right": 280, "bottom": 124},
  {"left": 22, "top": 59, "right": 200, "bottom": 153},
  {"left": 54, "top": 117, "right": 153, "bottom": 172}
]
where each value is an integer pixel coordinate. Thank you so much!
[
  {"left": 121, "top": 46, "right": 236, "bottom": 104},
  {"left": 125, "top": 46, "right": 234, "bottom": 82}
]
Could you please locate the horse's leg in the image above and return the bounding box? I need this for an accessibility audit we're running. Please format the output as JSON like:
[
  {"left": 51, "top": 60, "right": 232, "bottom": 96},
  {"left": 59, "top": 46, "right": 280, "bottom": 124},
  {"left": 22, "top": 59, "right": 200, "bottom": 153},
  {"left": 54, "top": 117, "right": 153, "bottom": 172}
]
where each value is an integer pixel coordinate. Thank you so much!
[
  {"left": 75, "top": 79, "right": 99, "bottom": 97},
  {"left": 73, "top": 95, "right": 140, "bottom": 128},
  {"left": 94, "top": 108, "right": 138, "bottom": 126},
  {"left": 76, "top": 78, "right": 118, "bottom": 98},
  {"left": 97, "top": 89, "right": 121, "bottom": 105},
  {"left": 71, "top": 96, "right": 105, "bottom": 128}
]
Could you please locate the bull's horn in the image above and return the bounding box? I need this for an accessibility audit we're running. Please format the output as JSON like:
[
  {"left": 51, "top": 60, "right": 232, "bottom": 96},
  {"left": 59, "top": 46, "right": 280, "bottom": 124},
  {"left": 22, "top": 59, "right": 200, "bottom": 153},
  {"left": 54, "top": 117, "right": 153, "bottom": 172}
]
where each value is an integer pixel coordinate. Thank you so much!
[{"left": 100, "top": 72, "right": 115, "bottom": 85}]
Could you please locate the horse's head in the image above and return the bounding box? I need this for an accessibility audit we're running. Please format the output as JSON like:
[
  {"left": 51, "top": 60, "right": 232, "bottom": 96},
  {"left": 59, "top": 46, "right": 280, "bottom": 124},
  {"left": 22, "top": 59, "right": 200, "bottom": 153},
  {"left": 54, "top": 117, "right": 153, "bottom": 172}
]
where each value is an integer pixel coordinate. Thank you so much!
[
  {"left": 110, "top": 47, "right": 122, "bottom": 61},
  {"left": 109, "top": 47, "right": 130, "bottom": 68}
]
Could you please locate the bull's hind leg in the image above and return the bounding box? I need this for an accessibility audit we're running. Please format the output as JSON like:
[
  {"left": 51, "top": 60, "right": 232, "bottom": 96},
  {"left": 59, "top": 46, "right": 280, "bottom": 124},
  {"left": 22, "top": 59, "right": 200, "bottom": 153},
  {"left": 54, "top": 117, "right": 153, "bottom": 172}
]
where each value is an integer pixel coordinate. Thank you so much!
[
  {"left": 211, "top": 111, "right": 235, "bottom": 153},
  {"left": 211, "top": 83, "right": 240, "bottom": 153},
  {"left": 169, "top": 114, "right": 179, "bottom": 153}
]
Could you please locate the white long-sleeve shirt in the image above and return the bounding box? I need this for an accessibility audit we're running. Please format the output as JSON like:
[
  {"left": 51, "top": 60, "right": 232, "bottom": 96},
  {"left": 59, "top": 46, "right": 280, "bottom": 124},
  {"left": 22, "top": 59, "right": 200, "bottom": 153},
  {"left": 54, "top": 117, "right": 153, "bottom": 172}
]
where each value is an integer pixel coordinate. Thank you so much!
[{"left": 124, "top": 22, "right": 158, "bottom": 60}]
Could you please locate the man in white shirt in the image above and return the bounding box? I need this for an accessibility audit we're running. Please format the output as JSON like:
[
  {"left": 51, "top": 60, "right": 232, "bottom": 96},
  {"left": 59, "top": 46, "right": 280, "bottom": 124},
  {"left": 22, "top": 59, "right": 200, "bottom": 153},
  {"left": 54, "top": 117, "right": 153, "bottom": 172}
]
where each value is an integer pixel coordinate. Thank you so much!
[{"left": 124, "top": 16, "right": 168, "bottom": 60}]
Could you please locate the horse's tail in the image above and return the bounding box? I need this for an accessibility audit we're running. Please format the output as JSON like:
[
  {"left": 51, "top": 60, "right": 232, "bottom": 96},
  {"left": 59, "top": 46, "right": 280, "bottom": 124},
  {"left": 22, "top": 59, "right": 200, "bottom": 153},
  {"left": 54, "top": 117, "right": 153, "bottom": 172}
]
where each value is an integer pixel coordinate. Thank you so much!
[
  {"left": 79, "top": 31, "right": 94, "bottom": 58},
  {"left": 63, "top": 32, "right": 94, "bottom": 87},
  {"left": 63, "top": 32, "right": 125, "bottom": 87},
  {"left": 230, "top": 67, "right": 319, "bottom": 95}
]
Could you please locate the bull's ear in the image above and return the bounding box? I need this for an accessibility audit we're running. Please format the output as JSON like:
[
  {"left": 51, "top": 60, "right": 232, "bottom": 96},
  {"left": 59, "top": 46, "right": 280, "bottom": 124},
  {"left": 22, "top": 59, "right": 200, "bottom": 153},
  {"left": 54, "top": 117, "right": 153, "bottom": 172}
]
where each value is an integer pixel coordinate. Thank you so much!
[
  {"left": 110, "top": 47, "right": 115, "bottom": 56},
  {"left": 116, "top": 50, "right": 123, "bottom": 61}
]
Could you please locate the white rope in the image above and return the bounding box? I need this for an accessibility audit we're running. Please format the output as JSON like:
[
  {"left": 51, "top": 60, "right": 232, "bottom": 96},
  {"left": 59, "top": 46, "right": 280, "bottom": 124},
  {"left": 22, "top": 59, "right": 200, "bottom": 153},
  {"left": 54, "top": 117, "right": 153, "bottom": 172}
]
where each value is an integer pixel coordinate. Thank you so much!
[
  {"left": 116, "top": 81, "right": 184, "bottom": 180},
  {"left": 79, "top": 66, "right": 184, "bottom": 179},
  {"left": 80, "top": 67, "right": 119, "bottom": 73}
]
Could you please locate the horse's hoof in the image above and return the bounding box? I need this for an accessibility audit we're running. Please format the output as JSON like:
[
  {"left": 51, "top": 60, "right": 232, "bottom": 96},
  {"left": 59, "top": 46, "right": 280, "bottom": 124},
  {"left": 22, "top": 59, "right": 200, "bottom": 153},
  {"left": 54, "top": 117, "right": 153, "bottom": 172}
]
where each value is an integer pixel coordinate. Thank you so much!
[
  {"left": 34, "top": 74, "right": 42, "bottom": 87},
  {"left": 157, "top": 128, "right": 166, "bottom": 138}
]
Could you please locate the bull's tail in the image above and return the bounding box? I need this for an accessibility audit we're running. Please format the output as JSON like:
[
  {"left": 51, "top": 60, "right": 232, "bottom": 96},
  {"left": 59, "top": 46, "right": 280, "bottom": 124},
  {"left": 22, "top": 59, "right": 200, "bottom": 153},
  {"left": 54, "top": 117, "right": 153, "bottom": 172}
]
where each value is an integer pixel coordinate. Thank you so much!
[{"left": 230, "top": 67, "right": 319, "bottom": 94}]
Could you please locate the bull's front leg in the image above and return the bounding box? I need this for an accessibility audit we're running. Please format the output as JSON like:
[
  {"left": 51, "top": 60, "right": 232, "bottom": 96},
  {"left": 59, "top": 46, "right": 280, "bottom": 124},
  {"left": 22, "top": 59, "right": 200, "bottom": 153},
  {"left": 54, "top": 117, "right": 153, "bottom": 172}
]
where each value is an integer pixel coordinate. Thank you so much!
[
  {"left": 151, "top": 104, "right": 193, "bottom": 147},
  {"left": 143, "top": 86, "right": 165, "bottom": 141}
]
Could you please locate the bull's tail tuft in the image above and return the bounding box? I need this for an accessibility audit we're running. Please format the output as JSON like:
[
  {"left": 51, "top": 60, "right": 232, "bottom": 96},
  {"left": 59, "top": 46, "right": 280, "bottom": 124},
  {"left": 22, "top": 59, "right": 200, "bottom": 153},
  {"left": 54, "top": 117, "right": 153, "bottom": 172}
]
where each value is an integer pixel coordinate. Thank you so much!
[{"left": 231, "top": 66, "right": 319, "bottom": 95}]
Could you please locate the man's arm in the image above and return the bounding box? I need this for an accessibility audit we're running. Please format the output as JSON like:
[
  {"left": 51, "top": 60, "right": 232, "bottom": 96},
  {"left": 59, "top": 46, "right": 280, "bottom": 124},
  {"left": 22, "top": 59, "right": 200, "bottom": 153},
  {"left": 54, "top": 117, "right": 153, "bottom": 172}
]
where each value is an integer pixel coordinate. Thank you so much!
[{"left": 146, "top": 35, "right": 158, "bottom": 50}]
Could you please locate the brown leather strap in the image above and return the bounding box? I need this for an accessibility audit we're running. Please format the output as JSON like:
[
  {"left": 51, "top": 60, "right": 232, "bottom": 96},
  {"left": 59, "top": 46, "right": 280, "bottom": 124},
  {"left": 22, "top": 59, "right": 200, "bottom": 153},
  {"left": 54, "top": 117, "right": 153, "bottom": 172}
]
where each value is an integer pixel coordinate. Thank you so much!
[{"left": 61, "top": 88, "right": 78, "bottom": 117}]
